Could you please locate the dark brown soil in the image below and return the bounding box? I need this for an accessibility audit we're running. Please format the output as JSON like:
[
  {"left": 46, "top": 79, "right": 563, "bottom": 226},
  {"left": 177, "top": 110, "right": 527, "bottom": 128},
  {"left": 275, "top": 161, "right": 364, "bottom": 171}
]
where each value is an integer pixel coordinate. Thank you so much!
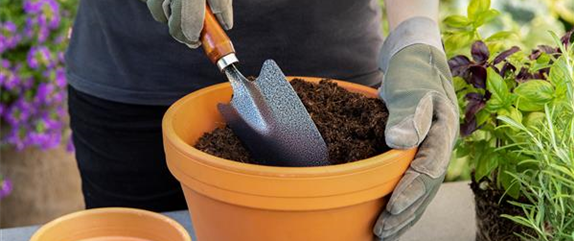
[
  {"left": 471, "top": 179, "right": 536, "bottom": 241},
  {"left": 194, "top": 79, "right": 391, "bottom": 165}
]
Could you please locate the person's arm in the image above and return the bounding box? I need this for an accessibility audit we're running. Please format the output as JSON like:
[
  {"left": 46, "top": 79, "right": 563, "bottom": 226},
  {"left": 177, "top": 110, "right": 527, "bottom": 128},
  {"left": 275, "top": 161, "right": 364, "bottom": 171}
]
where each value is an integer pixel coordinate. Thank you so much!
[
  {"left": 373, "top": 1, "right": 459, "bottom": 240},
  {"left": 385, "top": 0, "right": 438, "bottom": 31}
]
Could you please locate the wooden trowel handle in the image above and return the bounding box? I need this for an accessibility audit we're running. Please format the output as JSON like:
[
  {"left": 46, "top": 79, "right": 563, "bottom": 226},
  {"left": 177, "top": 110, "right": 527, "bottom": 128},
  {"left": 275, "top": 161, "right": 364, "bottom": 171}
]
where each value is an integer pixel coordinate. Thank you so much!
[{"left": 201, "top": 6, "right": 235, "bottom": 64}]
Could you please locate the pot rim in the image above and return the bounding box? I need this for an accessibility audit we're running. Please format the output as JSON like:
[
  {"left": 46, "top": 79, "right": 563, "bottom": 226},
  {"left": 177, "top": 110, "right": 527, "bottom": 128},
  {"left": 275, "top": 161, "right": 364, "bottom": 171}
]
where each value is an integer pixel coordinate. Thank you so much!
[
  {"left": 163, "top": 76, "right": 416, "bottom": 179},
  {"left": 30, "top": 207, "right": 191, "bottom": 241}
]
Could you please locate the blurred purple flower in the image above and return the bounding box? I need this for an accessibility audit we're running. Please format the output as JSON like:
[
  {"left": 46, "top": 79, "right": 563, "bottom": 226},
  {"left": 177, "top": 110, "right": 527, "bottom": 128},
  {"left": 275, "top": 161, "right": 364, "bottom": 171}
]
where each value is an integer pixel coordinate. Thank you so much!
[
  {"left": 0, "top": 60, "right": 10, "bottom": 86},
  {"left": 0, "top": 179, "right": 13, "bottom": 199},
  {"left": 24, "top": 0, "right": 43, "bottom": 14},
  {"left": 1, "top": 60, "right": 9, "bottom": 68},
  {"left": 57, "top": 52, "right": 65, "bottom": 63},
  {"left": 0, "top": 104, "right": 5, "bottom": 117},
  {"left": 24, "top": 18, "right": 36, "bottom": 39},
  {"left": 1, "top": 21, "right": 22, "bottom": 53},
  {"left": 27, "top": 46, "right": 51, "bottom": 69},
  {"left": 66, "top": 138, "right": 75, "bottom": 152},
  {"left": 1, "top": 0, "right": 72, "bottom": 152},
  {"left": 5, "top": 126, "right": 27, "bottom": 151},
  {"left": 34, "top": 82, "right": 54, "bottom": 104},
  {"left": 5, "top": 99, "right": 33, "bottom": 126},
  {"left": 3, "top": 72, "right": 21, "bottom": 91},
  {"left": 55, "top": 67, "right": 66, "bottom": 87},
  {"left": 38, "top": 26, "right": 50, "bottom": 43},
  {"left": 45, "top": 0, "right": 61, "bottom": 29},
  {"left": 55, "top": 105, "right": 66, "bottom": 117}
]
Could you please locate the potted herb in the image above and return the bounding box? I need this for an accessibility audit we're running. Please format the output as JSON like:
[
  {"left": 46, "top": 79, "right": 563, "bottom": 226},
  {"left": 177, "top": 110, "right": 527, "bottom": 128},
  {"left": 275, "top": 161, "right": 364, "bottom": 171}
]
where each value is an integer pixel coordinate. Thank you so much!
[
  {"left": 498, "top": 35, "right": 574, "bottom": 240},
  {"left": 445, "top": 0, "right": 574, "bottom": 240}
]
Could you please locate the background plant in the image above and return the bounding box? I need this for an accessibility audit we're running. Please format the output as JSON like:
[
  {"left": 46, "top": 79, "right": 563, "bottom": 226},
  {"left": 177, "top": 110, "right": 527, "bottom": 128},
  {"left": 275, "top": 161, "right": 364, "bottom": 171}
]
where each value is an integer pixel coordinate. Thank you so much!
[
  {"left": 444, "top": 0, "right": 574, "bottom": 238},
  {"left": 498, "top": 35, "right": 574, "bottom": 240},
  {"left": 442, "top": 0, "right": 570, "bottom": 183},
  {"left": 1, "top": 0, "right": 78, "bottom": 200}
]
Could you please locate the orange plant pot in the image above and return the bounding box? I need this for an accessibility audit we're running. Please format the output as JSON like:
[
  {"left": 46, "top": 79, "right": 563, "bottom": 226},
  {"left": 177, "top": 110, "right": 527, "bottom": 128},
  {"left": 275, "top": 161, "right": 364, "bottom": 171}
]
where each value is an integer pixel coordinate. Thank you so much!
[
  {"left": 162, "top": 77, "right": 417, "bottom": 241},
  {"left": 30, "top": 208, "right": 191, "bottom": 241}
]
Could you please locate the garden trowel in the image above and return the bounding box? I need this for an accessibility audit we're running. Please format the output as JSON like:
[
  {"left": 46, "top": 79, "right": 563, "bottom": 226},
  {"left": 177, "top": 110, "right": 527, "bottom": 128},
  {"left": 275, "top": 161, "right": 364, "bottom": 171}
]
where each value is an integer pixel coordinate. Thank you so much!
[{"left": 199, "top": 6, "right": 329, "bottom": 167}]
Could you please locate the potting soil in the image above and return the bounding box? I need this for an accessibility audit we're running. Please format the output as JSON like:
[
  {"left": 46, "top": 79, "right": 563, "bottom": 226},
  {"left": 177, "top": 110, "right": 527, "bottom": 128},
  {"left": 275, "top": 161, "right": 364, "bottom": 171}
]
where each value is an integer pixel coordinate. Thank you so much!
[
  {"left": 194, "top": 79, "right": 391, "bottom": 165},
  {"left": 471, "top": 179, "right": 536, "bottom": 241}
]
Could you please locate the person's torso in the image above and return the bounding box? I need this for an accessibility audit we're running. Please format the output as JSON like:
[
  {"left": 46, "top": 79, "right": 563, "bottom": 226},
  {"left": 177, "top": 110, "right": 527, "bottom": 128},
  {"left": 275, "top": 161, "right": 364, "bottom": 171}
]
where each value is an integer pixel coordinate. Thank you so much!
[{"left": 65, "top": 0, "right": 384, "bottom": 105}]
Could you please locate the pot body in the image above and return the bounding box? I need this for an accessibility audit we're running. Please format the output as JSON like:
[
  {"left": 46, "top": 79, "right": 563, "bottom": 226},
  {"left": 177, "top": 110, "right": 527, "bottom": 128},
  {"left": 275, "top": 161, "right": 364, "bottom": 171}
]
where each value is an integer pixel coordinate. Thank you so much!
[{"left": 162, "top": 77, "right": 417, "bottom": 241}]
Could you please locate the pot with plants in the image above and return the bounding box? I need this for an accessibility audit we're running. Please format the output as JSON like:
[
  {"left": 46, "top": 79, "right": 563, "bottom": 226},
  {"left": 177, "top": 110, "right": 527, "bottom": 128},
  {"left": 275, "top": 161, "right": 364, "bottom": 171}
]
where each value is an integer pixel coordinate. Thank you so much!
[{"left": 448, "top": 24, "right": 574, "bottom": 240}]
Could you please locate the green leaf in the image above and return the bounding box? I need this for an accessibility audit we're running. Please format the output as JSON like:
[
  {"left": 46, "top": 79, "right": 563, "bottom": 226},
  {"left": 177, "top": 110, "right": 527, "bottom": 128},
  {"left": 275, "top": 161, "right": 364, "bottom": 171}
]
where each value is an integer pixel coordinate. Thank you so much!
[
  {"left": 473, "top": 9, "right": 500, "bottom": 27},
  {"left": 496, "top": 108, "right": 522, "bottom": 131},
  {"left": 485, "top": 68, "right": 511, "bottom": 112},
  {"left": 499, "top": 164, "right": 520, "bottom": 199},
  {"left": 497, "top": 115, "right": 528, "bottom": 131},
  {"left": 455, "top": 141, "right": 471, "bottom": 158},
  {"left": 530, "top": 53, "right": 551, "bottom": 72},
  {"left": 485, "top": 31, "right": 516, "bottom": 42},
  {"left": 515, "top": 80, "right": 554, "bottom": 111},
  {"left": 549, "top": 56, "right": 573, "bottom": 100},
  {"left": 444, "top": 31, "right": 476, "bottom": 53},
  {"left": 476, "top": 109, "right": 491, "bottom": 126},
  {"left": 453, "top": 76, "right": 468, "bottom": 92},
  {"left": 467, "top": 0, "right": 491, "bottom": 21},
  {"left": 444, "top": 15, "right": 472, "bottom": 29},
  {"left": 523, "top": 112, "right": 545, "bottom": 128},
  {"left": 474, "top": 143, "right": 498, "bottom": 181}
]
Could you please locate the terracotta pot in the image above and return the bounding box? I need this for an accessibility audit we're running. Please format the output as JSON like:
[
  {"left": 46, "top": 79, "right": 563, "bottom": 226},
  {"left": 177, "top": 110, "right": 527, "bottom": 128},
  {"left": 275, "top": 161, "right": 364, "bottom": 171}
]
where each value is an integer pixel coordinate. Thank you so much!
[
  {"left": 30, "top": 207, "right": 191, "bottom": 241},
  {"left": 162, "top": 77, "right": 417, "bottom": 241}
]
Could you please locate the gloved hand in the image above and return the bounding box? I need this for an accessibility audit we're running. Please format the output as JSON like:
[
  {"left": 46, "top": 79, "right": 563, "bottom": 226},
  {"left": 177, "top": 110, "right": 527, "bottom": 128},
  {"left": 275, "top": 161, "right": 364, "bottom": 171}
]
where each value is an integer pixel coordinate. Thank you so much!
[
  {"left": 374, "top": 17, "right": 459, "bottom": 241},
  {"left": 144, "top": 0, "right": 233, "bottom": 48}
]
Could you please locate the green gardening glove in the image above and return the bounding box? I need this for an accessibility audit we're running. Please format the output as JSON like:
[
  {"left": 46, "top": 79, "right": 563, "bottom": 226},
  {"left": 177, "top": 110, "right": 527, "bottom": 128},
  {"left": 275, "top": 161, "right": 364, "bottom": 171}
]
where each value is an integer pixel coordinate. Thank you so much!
[
  {"left": 143, "top": 0, "right": 233, "bottom": 48},
  {"left": 374, "top": 17, "right": 459, "bottom": 241}
]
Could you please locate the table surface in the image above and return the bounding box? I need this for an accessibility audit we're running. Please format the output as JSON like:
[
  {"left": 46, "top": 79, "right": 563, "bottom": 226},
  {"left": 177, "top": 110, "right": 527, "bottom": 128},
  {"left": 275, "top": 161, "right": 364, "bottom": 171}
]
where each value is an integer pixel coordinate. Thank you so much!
[{"left": 1, "top": 181, "right": 476, "bottom": 241}]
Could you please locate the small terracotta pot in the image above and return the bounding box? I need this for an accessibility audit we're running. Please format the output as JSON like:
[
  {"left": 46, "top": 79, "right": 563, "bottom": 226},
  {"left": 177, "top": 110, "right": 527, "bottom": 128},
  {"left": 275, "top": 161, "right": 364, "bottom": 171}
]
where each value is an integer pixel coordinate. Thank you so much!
[
  {"left": 30, "top": 207, "right": 191, "bottom": 241},
  {"left": 162, "top": 77, "right": 417, "bottom": 241}
]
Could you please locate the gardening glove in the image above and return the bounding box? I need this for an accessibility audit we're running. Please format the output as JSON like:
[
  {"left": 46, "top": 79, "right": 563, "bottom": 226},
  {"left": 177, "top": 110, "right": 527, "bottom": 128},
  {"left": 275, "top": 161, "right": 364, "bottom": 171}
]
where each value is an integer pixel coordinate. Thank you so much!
[
  {"left": 374, "top": 17, "right": 459, "bottom": 241},
  {"left": 144, "top": 0, "right": 233, "bottom": 48}
]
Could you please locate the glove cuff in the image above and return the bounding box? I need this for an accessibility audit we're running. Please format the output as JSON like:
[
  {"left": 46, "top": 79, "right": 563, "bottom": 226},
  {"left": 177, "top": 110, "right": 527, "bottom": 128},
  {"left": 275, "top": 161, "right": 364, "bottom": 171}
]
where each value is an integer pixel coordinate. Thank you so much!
[{"left": 379, "top": 17, "right": 444, "bottom": 74}]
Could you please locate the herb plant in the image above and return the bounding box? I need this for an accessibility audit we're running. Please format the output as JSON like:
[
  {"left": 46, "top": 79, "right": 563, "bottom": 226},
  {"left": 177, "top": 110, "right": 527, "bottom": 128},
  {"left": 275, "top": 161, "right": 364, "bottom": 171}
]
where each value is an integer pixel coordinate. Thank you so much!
[
  {"left": 445, "top": 0, "right": 574, "bottom": 238},
  {"left": 497, "top": 34, "right": 574, "bottom": 241}
]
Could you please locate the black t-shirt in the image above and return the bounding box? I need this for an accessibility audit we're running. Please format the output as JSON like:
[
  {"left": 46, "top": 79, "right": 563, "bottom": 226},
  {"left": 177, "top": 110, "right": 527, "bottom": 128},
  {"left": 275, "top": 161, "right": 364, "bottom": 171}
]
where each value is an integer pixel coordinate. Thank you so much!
[{"left": 65, "top": 0, "right": 384, "bottom": 105}]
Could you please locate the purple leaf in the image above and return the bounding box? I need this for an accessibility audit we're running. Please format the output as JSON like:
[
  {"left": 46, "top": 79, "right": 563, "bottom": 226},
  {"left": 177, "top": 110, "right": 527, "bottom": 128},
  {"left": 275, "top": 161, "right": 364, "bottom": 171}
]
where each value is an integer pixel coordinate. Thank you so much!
[
  {"left": 467, "top": 65, "right": 487, "bottom": 89},
  {"left": 466, "top": 92, "right": 483, "bottom": 101},
  {"left": 492, "top": 66, "right": 500, "bottom": 75},
  {"left": 493, "top": 46, "right": 520, "bottom": 64},
  {"left": 460, "top": 117, "right": 478, "bottom": 137},
  {"left": 471, "top": 41, "right": 490, "bottom": 63},
  {"left": 538, "top": 68, "right": 550, "bottom": 80},
  {"left": 529, "top": 49, "right": 542, "bottom": 60},
  {"left": 484, "top": 90, "right": 492, "bottom": 100},
  {"left": 516, "top": 67, "right": 535, "bottom": 82},
  {"left": 464, "top": 93, "right": 486, "bottom": 120},
  {"left": 538, "top": 45, "right": 557, "bottom": 54},
  {"left": 448, "top": 55, "right": 472, "bottom": 77},
  {"left": 561, "top": 29, "right": 574, "bottom": 48},
  {"left": 500, "top": 62, "right": 516, "bottom": 76}
]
